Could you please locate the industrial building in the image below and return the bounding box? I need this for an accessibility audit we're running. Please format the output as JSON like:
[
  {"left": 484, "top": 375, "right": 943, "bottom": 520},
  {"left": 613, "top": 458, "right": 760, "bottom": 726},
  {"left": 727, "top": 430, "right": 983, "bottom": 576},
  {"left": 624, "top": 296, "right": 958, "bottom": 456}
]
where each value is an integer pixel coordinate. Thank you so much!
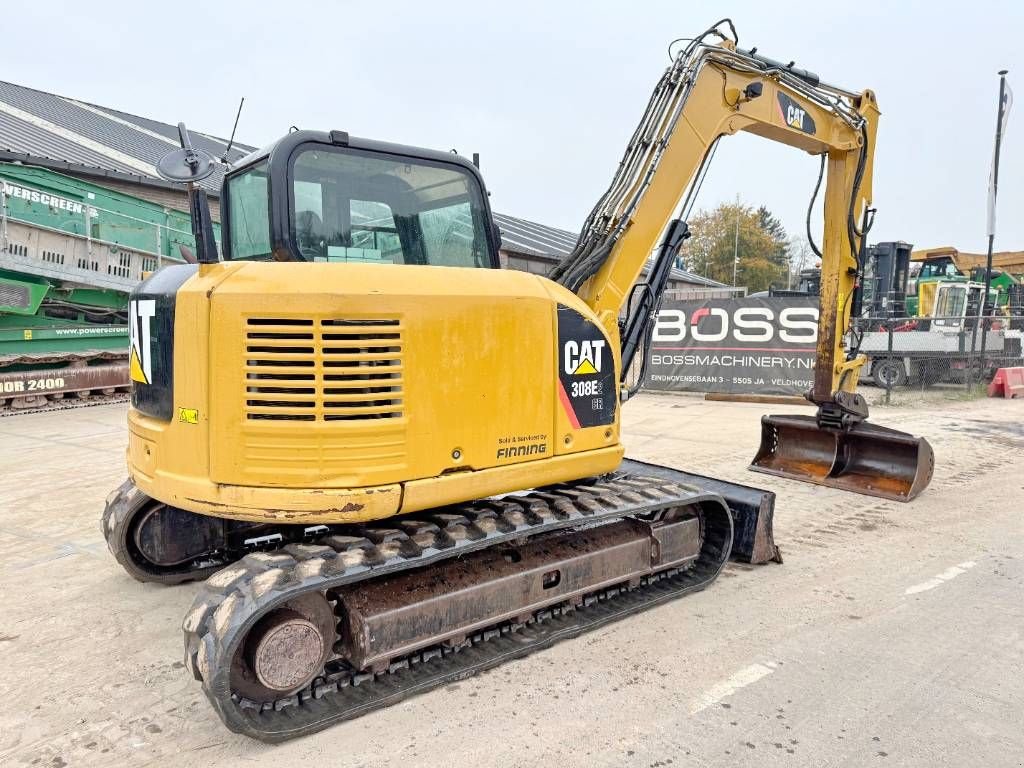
[{"left": 0, "top": 79, "right": 726, "bottom": 294}]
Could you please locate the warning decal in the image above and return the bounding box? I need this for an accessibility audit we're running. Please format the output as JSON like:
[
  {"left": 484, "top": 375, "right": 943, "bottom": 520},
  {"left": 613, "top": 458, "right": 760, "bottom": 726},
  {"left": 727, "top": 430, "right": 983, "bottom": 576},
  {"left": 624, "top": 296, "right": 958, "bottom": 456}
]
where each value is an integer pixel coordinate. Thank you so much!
[{"left": 557, "top": 305, "right": 615, "bottom": 429}]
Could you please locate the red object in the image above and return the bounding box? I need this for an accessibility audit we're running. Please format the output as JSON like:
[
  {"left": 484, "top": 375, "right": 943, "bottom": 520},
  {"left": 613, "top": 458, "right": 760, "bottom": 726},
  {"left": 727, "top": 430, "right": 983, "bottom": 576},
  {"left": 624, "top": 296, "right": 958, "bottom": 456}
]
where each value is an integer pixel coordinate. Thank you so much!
[
  {"left": 556, "top": 380, "right": 581, "bottom": 429},
  {"left": 988, "top": 367, "right": 1024, "bottom": 398},
  {"left": 690, "top": 307, "right": 711, "bottom": 325}
]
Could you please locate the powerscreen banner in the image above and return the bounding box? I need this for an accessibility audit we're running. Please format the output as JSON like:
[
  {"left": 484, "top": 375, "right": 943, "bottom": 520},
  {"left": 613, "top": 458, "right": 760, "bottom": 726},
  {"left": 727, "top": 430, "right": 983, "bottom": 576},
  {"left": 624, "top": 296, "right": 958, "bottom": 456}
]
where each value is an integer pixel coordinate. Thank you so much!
[{"left": 643, "top": 297, "right": 819, "bottom": 396}]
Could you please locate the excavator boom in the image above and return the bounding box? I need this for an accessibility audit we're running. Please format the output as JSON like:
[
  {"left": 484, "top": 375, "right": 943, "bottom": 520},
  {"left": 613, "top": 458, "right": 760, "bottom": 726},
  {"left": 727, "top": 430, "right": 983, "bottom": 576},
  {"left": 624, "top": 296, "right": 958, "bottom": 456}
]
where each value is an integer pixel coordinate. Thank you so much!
[{"left": 549, "top": 26, "right": 932, "bottom": 501}]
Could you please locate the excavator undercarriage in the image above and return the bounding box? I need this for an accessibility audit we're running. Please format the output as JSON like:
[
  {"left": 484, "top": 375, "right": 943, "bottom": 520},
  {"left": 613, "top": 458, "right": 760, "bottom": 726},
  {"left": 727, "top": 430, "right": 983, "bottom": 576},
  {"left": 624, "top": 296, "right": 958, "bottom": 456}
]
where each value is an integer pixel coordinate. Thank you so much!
[
  {"left": 103, "top": 460, "right": 771, "bottom": 740},
  {"left": 111, "top": 464, "right": 734, "bottom": 741}
]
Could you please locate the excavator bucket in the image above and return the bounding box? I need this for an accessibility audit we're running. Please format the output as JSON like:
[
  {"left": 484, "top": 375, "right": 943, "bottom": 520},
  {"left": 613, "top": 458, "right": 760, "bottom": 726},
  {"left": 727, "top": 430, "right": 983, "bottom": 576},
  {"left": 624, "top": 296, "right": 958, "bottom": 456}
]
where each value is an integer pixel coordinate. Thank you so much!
[{"left": 750, "top": 414, "right": 934, "bottom": 502}]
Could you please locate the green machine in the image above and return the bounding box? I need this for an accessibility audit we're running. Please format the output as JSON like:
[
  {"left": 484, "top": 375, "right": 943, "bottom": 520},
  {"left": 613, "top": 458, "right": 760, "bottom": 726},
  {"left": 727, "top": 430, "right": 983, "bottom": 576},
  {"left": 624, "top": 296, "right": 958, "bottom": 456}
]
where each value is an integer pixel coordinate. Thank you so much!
[
  {"left": 0, "top": 164, "right": 217, "bottom": 411},
  {"left": 908, "top": 249, "right": 1021, "bottom": 318}
]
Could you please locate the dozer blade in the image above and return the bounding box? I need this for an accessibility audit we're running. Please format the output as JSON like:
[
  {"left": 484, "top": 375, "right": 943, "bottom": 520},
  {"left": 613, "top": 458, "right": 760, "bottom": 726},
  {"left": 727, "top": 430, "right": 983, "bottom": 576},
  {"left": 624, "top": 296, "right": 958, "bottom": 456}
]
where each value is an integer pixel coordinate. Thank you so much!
[
  {"left": 620, "top": 459, "right": 781, "bottom": 564},
  {"left": 750, "top": 414, "right": 934, "bottom": 502}
]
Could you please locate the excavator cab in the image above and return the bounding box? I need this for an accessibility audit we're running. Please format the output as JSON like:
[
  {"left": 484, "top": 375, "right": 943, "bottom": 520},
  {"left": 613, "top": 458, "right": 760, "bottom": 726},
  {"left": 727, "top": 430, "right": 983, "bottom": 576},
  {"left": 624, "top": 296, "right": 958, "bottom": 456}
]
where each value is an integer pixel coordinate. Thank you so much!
[{"left": 222, "top": 131, "right": 500, "bottom": 268}]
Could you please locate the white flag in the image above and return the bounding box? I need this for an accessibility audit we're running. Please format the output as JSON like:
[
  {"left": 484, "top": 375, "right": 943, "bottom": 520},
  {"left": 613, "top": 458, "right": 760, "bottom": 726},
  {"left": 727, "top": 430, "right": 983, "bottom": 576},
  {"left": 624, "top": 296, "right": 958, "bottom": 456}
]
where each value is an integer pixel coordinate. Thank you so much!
[{"left": 986, "top": 79, "right": 1013, "bottom": 237}]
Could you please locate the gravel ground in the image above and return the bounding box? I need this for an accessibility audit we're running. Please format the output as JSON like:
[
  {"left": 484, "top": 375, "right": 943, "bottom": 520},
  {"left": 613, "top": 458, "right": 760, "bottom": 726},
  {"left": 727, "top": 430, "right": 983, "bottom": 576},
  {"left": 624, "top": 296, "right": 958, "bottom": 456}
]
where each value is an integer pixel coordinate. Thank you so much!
[{"left": 1, "top": 393, "right": 1022, "bottom": 768}]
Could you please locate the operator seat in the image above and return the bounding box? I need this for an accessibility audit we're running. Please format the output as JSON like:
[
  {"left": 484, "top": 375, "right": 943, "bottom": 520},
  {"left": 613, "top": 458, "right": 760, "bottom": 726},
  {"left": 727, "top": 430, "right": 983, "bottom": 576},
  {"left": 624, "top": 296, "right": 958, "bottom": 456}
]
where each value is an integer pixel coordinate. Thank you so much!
[{"left": 296, "top": 210, "right": 325, "bottom": 260}]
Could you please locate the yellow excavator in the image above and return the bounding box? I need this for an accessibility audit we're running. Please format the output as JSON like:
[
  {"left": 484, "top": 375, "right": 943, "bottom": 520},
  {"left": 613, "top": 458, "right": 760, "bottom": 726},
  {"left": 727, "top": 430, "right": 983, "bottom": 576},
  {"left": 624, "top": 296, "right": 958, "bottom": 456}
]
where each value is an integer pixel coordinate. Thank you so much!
[{"left": 102, "top": 20, "right": 932, "bottom": 740}]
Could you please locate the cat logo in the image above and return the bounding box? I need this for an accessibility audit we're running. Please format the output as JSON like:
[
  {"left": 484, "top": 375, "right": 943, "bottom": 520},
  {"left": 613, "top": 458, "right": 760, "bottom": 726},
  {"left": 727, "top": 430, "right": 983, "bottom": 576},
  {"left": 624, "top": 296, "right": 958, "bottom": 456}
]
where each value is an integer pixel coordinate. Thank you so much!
[
  {"left": 563, "top": 339, "right": 605, "bottom": 375},
  {"left": 777, "top": 92, "right": 816, "bottom": 135},
  {"left": 785, "top": 104, "right": 806, "bottom": 129},
  {"left": 129, "top": 299, "right": 156, "bottom": 385}
]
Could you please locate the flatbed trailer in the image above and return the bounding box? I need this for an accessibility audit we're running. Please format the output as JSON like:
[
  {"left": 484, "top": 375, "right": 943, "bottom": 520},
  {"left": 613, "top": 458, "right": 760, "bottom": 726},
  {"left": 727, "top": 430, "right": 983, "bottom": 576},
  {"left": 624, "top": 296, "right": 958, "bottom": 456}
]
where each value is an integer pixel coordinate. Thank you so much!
[{"left": 859, "top": 326, "right": 1022, "bottom": 387}]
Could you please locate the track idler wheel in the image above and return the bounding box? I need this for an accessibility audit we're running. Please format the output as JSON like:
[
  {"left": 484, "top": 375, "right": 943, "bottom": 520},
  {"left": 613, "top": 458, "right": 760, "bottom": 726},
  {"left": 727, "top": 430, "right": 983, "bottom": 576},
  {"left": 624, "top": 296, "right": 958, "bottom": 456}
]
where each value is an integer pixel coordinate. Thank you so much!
[
  {"left": 102, "top": 479, "right": 227, "bottom": 584},
  {"left": 230, "top": 593, "right": 336, "bottom": 701},
  {"left": 750, "top": 414, "right": 934, "bottom": 502}
]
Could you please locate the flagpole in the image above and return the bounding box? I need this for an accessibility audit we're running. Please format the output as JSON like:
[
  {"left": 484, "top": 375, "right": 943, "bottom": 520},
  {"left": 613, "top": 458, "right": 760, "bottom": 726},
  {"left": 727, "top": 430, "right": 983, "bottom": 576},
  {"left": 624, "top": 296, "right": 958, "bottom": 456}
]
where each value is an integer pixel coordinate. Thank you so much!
[{"left": 977, "top": 70, "right": 1009, "bottom": 383}]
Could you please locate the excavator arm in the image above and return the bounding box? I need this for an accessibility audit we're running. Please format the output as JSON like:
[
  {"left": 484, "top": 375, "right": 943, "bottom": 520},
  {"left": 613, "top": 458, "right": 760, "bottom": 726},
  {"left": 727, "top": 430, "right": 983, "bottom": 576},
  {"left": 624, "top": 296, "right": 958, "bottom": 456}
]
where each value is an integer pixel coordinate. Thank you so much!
[{"left": 553, "top": 22, "right": 932, "bottom": 501}]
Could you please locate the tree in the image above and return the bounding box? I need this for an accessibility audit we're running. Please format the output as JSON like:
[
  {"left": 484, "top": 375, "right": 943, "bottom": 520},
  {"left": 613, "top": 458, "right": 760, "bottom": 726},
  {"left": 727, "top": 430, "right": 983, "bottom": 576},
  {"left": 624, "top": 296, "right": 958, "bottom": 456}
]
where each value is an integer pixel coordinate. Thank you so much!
[
  {"left": 757, "top": 206, "right": 790, "bottom": 270},
  {"left": 680, "top": 202, "right": 791, "bottom": 292},
  {"left": 757, "top": 206, "right": 787, "bottom": 243},
  {"left": 786, "top": 235, "right": 818, "bottom": 289}
]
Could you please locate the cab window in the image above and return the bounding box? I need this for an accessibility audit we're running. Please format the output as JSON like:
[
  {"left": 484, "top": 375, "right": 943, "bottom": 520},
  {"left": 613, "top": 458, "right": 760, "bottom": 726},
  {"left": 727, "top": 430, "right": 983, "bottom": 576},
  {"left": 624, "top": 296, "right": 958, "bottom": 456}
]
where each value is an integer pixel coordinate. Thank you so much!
[
  {"left": 290, "top": 146, "right": 492, "bottom": 267},
  {"left": 227, "top": 162, "right": 271, "bottom": 260}
]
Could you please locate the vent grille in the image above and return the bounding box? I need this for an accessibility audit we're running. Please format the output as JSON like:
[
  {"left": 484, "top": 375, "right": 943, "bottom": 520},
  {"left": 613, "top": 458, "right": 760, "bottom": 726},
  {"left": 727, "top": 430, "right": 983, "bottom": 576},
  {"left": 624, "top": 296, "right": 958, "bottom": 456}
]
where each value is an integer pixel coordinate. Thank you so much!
[
  {"left": 244, "top": 318, "right": 403, "bottom": 422},
  {"left": 0, "top": 281, "right": 30, "bottom": 309},
  {"left": 108, "top": 252, "right": 132, "bottom": 278}
]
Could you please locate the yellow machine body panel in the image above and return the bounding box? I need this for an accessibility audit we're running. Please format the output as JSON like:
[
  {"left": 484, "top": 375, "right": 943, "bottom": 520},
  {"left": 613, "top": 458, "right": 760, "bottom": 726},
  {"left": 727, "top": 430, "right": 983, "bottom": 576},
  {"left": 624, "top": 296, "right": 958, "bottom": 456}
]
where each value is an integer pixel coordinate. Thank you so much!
[
  {"left": 917, "top": 281, "right": 939, "bottom": 318},
  {"left": 912, "top": 246, "right": 1024, "bottom": 275},
  {"left": 127, "top": 261, "right": 623, "bottom": 523}
]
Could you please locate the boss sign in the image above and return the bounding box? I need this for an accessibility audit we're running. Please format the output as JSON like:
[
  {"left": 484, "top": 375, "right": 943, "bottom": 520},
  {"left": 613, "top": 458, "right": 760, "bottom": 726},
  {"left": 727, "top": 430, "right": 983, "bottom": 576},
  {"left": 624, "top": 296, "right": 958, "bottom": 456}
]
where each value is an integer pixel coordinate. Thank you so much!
[{"left": 644, "top": 297, "right": 820, "bottom": 396}]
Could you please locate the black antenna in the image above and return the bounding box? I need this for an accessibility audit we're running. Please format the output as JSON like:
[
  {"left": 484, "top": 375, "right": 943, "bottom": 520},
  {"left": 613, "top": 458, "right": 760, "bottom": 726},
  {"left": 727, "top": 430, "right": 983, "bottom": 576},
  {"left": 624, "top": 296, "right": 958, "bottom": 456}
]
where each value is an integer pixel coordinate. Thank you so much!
[{"left": 221, "top": 97, "right": 245, "bottom": 162}]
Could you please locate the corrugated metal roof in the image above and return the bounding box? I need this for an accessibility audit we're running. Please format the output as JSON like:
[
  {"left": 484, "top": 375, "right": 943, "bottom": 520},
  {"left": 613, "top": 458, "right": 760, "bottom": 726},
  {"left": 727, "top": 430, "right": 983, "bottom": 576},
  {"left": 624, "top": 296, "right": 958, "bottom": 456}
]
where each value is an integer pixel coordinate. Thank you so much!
[
  {"left": 0, "top": 110, "right": 142, "bottom": 175},
  {"left": 0, "top": 80, "right": 255, "bottom": 194},
  {"left": 493, "top": 212, "right": 578, "bottom": 256},
  {"left": 494, "top": 211, "right": 726, "bottom": 288},
  {"left": 94, "top": 104, "right": 249, "bottom": 161},
  {"left": 0, "top": 78, "right": 726, "bottom": 288}
]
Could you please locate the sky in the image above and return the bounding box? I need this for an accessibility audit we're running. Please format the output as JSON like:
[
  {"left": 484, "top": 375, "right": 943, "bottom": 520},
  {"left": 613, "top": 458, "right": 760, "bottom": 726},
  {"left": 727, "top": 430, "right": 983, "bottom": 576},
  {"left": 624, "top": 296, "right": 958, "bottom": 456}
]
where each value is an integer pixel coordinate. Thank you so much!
[{"left": 8, "top": 1, "right": 1022, "bottom": 254}]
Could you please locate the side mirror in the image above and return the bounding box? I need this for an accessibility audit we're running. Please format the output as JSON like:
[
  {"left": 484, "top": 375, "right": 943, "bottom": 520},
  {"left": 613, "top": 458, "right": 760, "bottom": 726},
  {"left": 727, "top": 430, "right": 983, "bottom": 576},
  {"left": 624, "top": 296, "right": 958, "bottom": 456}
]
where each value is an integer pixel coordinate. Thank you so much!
[
  {"left": 155, "top": 122, "right": 220, "bottom": 265},
  {"left": 492, "top": 221, "right": 503, "bottom": 251}
]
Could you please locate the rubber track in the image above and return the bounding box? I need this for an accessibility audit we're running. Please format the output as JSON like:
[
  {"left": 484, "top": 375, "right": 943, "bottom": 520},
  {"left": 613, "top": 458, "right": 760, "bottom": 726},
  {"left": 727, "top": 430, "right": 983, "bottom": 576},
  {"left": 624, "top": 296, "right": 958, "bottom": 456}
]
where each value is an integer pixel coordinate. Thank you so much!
[
  {"left": 183, "top": 473, "right": 733, "bottom": 741},
  {"left": 102, "top": 479, "right": 228, "bottom": 585},
  {"left": 1, "top": 348, "right": 128, "bottom": 417},
  {"left": 1, "top": 391, "right": 128, "bottom": 417}
]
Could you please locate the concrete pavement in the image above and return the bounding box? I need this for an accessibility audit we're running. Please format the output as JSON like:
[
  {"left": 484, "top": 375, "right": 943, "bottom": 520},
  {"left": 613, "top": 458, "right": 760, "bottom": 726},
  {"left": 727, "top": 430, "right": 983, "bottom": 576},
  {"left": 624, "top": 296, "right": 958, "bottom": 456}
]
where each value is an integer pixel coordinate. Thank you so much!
[{"left": 1, "top": 393, "right": 1021, "bottom": 767}]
